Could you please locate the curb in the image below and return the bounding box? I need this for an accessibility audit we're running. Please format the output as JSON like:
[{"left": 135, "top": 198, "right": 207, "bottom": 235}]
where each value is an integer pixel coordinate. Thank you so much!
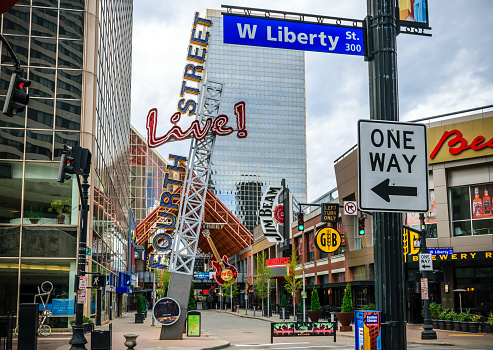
[{"left": 201, "top": 331, "right": 230, "bottom": 350}]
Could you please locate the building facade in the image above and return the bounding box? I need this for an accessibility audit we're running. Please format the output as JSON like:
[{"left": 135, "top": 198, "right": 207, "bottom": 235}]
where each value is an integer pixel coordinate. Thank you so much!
[
  {"left": 205, "top": 9, "right": 308, "bottom": 233},
  {"left": 0, "top": 0, "right": 132, "bottom": 327}
]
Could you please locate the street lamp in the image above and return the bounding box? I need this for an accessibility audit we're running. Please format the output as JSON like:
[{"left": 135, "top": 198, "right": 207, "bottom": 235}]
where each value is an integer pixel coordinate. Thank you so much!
[{"left": 453, "top": 289, "right": 466, "bottom": 314}]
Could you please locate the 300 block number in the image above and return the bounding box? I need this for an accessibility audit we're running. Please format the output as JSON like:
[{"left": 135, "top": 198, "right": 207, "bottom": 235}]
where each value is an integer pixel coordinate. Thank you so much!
[{"left": 345, "top": 43, "right": 362, "bottom": 52}]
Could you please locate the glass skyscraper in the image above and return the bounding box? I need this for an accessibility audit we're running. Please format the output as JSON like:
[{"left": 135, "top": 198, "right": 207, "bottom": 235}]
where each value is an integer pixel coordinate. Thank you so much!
[{"left": 205, "top": 9, "right": 307, "bottom": 232}]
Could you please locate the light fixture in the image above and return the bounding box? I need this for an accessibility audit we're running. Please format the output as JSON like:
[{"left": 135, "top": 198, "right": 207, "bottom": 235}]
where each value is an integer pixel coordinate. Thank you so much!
[{"left": 445, "top": 285, "right": 449, "bottom": 293}]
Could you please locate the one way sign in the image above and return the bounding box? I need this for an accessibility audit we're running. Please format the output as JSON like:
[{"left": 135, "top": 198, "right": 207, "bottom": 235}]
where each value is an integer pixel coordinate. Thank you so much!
[
  {"left": 358, "top": 120, "right": 429, "bottom": 213},
  {"left": 419, "top": 253, "right": 433, "bottom": 271}
]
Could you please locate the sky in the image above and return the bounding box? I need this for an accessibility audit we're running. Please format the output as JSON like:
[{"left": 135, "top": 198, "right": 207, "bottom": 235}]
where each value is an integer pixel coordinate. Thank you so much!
[{"left": 131, "top": 1, "right": 493, "bottom": 202}]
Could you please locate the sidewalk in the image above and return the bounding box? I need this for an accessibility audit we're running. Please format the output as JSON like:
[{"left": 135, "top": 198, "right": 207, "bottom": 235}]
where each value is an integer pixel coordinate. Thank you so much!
[
  {"left": 52, "top": 312, "right": 229, "bottom": 350},
  {"left": 217, "top": 307, "right": 493, "bottom": 348}
]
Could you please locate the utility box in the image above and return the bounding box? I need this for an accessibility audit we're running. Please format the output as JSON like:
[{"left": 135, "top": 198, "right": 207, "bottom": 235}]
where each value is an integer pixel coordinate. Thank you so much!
[
  {"left": 91, "top": 323, "right": 112, "bottom": 350},
  {"left": 18, "top": 303, "right": 39, "bottom": 350}
]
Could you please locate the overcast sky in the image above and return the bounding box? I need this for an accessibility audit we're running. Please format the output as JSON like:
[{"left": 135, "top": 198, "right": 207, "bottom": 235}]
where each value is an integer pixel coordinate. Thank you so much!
[{"left": 131, "top": 1, "right": 493, "bottom": 202}]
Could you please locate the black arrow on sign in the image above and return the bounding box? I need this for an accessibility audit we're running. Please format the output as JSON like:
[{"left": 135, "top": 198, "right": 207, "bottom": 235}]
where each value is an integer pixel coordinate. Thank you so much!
[
  {"left": 421, "top": 264, "right": 431, "bottom": 270},
  {"left": 371, "top": 178, "right": 417, "bottom": 202}
]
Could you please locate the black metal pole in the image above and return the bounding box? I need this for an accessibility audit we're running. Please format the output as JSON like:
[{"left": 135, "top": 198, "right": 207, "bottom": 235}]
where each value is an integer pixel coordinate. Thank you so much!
[
  {"left": 420, "top": 213, "right": 437, "bottom": 339},
  {"left": 69, "top": 173, "right": 89, "bottom": 349},
  {"left": 367, "top": 0, "right": 407, "bottom": 349}
]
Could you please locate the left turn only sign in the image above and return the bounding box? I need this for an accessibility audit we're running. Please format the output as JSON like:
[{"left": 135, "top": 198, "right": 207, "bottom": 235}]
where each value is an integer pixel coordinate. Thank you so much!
[{"left": 315, "top": 228, "right": 341, "bottom": 253}]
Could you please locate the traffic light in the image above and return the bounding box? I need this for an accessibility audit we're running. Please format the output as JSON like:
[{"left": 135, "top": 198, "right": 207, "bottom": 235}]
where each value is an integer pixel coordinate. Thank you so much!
[
  {"left": 358, "top": 215, "right": 366, "bottom": 235},
  {"left": 297, "top": 212, "right": 304, "bottom": 231},
  {"left": 3, "top": 70, "right": 31, "bottom": 117},
  {"left": 57, "top": 145, "right": 74, "bottom": 183}
]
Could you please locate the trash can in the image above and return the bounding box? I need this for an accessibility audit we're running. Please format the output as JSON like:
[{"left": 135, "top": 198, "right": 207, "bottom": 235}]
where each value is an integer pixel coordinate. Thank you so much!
[
  {"left": 187, "top": 311, "right": 201, "bottom": 337},
  {"left": 91, "top": 323, "right": 112, "bottom": 350}
]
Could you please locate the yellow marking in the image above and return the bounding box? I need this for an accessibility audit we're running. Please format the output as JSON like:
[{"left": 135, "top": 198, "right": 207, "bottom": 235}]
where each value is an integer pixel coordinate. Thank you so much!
[{"left": 448, "top": 334, "right": 484, "bottom": 337}]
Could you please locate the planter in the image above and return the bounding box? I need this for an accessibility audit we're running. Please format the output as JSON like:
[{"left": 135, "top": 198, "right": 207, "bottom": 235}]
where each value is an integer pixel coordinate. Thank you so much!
[
  {"left": 307, "top": 310, "right": 323, "bottom": 323},
  {"left": 485, "top": 323, "right": 493, "bottom": 333},
  {"left": 453, "top": 321, "right": 462, "bottom": 331},
  {"left": 438, "top": 320, "right": 446, "bottom": 330},
  {"left": 29, "top": 218, "right": 39, "bottom": 224},
  {"left": 134, "top": 313, "right": 144, "bottom": 324},
  {"left": 460, "top": 321, "right": 470, "bottom": 332},
  {"left": 57, "top": 215, "right": 65, "bottom": 224},
  {"left": 445, "top": 320, "right": 454, "bottom": 330},
  {"left": 468, "top": 322, "right": 480, "bottom": 333},
  {"left": 432, "top": 319, "right": 440, "bottom": 329},
  {"left": 279, "top": 309, "right": 290, "bottom": 319},
  {"left": 123, "top": 334, "right": 139, "bottom": 349},
  {"left": 335, "top": 312, "right": 353, "bottom": 332}
]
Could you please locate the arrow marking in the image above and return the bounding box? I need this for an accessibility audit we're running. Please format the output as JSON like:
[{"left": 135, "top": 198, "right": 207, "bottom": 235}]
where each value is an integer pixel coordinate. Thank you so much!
[
  {"left": 421, "top": 264, "right": 431, "bottom": 269},
  {"left": 371, "top": 178, "right": 417, "bottom": 202}
]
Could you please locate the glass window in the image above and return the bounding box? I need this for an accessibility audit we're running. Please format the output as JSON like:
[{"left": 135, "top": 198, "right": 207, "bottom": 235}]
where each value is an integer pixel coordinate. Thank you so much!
[
  {"left": 0, "top": 226, "right": 20, "bottom": 256},
  {"left": 57, "top": 70, "right": 82, "bottom": 99},
  {"left": 0, "top": 258, "right": 19, "bottom": 314},
  {"left": 29, "top": 68, "right": 56, "bottom": 98},
  {"left": 33, "top": 0, "right": 59, "bottom": 7},
  {"left": 0, "top": 161, "right": 23, "bottom": 224},
  {"left": 26, "top": 130, "right": 53, "bottom": 160},
  {"left": 2, "top": 6, "right": 30, "bottom": 36},
  {"left": 27, "top": 98, "right": 54, "bottom": 129},
  {"left": 0, "top": 129, "right": 24, "bottom": 159},
  {"left": 0, "top": 66, "right": 16, "bottom": 95},
  {"left": 60, "top": 0, "right": 85, "bottom": 10},
  {"left": 30, "top": 37, "right": 57, "bottom": 67},
  {"left": 54, "top": 131, "right": 80, "bottom": 159},
  {"left": 55, "top": 100, "right": 81, "bottom": 130},
  {"left": 23, "top": 162, "right": 79, "bottom": 225},
  {"left": 1, "top": 35, "right": 29, "bottom": 67},
  {"left": 307, "top": 232, "right": 314, "bottom": 262},
  {"left": 59, "top": 11, "right": 84, "bottom": 40},
  {"left": 32, "top": 8, "right": 58, "bottom": 38},
  {"left": 0, "top": 97, "right": 25, "bottom": 128},
  {"left": 58, "top": 40, "right": 83, "bottom": 69},
  {"left": 451, "top": 184, "right": 493, "bottom": 237}
]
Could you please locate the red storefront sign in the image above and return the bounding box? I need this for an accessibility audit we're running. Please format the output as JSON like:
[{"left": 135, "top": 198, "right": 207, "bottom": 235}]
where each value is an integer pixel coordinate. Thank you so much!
[{"left": 266, "top": 257, "right": 289, "bottom": 267}]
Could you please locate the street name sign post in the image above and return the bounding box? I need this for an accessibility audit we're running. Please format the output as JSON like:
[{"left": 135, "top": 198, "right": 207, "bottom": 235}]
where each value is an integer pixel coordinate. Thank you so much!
[
  {"left": 419, "top": 253, "right": 433, "bottom": 272},
  {"left": 358, "top": 119, "right": 429, "bottom": 213}
]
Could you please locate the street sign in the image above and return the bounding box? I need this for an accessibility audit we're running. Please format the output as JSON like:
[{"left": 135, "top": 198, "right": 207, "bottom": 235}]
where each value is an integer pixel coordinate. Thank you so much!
[
  {"left": 428, "top": 248, "right": 453, "bottom": 255},
  {"left": 77, "top": 289, "right": 86, "bottom": 304},
  {"left": 419, "top": 253, "right": 433, "bottom": 271},
  {"left": 358, "top": 119, "right": 429, "bottom": 212},
  {"left": 314, "top": 228, "right": 341, "bottom": 253},
  {"left": 420, "top": 278, "right": 429, "bottom": 300},
  {"left": 321, "top": 203, "right": 338, "bottom": 223},
  {"left": 86, "top": 247, "right": 91, "bottom": 256},
  {"left": 79, "top": 275, "right": 87, "bottom": 289},
  {"left": 223, "top": 15, "right": 364, "bottom": 56},
  {"left": 343, "top": 201, "right": 357, "bottom": 215}
]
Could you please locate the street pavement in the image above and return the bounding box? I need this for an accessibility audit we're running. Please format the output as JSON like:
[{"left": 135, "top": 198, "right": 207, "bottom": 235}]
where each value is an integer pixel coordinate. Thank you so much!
[{"left": 14, "top": 308, "right": 493, "bottom": 349}]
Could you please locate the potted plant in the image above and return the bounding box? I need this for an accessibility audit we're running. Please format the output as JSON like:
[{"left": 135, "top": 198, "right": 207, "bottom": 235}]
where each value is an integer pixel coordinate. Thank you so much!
[
  {"left": 280, "top": 295, "right": 290, "bottom": 319},
  {"left": 48, "top": 199, "right": 71, "bottom": 224},
  {"left": 438, "top": 308, "right": 448, "bottom": 330},
  {"left": 445, "top": 310, "right": 455, "bottom": 330},
  {"left": 450, "top": 310, "right": 461, "bottom": 331},
  {"left": 459, "top": 310, "right": 471, "bottom": 332},
  {"left": 469, "top": 314, "right": 481, "bottom": 333},
  {"left": 486, "top": 312, "right": 493, "bottom": 333},
  {"left": 335, "top": 283, "right": 353, "bottom": 332},
  {"left": 429, "top": 302, "right": 442, "bottom": 329},
  {"left": 70, "top": 316, "right": 93, "bottom": 334},
  {"left": 307, "top": 288, "right": 322, "bottom": 323},
  {"left": 24, "top": 205, "right": 43, "bottom": 224},
  {"left": 135, "top": 294, "right": 146, "bottom": 323}
]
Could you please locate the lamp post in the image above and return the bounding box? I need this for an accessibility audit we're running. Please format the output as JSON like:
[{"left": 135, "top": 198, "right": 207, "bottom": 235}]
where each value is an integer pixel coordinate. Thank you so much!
[
  {"left": 420, "top": 213, "right": 437, "bottom": 340},
  {"left": 69, "top": 173, "right": 90, "bottom": 349}
]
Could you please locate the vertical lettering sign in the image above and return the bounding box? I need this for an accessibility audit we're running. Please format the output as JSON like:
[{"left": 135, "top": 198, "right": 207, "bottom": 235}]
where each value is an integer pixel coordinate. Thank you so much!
[
  {"left": 322, "top": 203, "right": 338, "bottom": 223},
  {"left": 358, "top": 120, "right": 429, "bottom": 213},
  {"left": 223, "top": 15, "right": 364, "bottom": 56},
  {"left": 258, "top": 186, "right": 284, "bottom": 243}
]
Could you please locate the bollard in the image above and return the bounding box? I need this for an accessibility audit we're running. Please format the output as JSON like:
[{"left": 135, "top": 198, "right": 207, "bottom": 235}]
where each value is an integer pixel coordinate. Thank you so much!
[
  {"left": 331, "top": 312, "right": 334, "bottom": 322},
  {"left": 123, "top": 334, "right": 139, "bottom": 350},
  {"left": 282, "top": 308, "right": 285, "bottom": 321}
]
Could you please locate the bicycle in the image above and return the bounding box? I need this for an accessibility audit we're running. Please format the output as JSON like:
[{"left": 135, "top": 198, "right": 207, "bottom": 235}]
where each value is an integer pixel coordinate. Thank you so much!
[{"left": 14, "top": 281, "right": 53, "bottom": 336}]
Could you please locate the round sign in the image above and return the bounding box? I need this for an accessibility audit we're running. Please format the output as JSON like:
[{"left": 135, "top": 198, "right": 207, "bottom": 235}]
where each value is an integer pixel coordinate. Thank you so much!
[
  {"left": 153, "top": 297, "right": 181, "bottom": 326},
  {"left": 315, "top": 228, "right": 341, "bottom": 253}
]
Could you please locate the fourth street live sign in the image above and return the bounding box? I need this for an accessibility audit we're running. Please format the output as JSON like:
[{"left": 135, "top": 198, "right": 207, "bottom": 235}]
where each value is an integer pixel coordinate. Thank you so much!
[{"left": 358, "top": 120, "right": 429, "bottom": 213}]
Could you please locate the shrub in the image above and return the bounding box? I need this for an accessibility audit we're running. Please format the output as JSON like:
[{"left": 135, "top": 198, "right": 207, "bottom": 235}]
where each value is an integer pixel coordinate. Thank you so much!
[
  {"left": 438, "top": 309, "right": 449, "bottom": 320},
  {"left": 136, "top": 294, "right": 146, "bottom": 314},
  {"left": 361, "top": 303, "right": 376, "bottom": 311},
  {"left": 429, "top": 302, "right": 442, "bottom": 319},
  {"left": 188, "top": 282, "right": 196, "bottom": 311},
  {"left": 470, "top": 314, "right": 481, "bottom": 323},
  {"left": 487, "top": 312, "right": 493, "bottom": 326},
  {"left": 310, "top": 288, "right": 321, "bottom": 311},
  {"left": 447, "top": 310, "right": 458, "bottom": 321},
  {"left": 341, "top": 283, "right": 353, "bottom": 313},
  {"left": 281, "top": 295, "right": 288, "bottom": 310}
]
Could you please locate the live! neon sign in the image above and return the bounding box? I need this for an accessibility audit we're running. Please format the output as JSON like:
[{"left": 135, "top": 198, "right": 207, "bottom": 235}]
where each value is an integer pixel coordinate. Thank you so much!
[{"left": 146, "top": 12, "right": 247, "bottom": 148}]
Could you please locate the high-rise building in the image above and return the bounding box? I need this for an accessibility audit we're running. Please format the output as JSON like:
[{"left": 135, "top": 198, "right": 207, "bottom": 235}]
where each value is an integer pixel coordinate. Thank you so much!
[
  {"left": 205, "top": 9, "right": 307, "bottom": 232},
  {"left": 0, "top": 0, "right": 132, "bottom": 327}
]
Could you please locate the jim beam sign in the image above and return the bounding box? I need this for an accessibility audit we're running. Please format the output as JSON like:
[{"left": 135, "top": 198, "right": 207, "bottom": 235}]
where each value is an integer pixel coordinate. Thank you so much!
[{"left": 258, "top": 186, "right": 284, "bottom": 243}]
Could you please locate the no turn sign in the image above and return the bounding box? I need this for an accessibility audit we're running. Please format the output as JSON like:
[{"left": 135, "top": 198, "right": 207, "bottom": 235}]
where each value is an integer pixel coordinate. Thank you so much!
[{"left": 344, "top": 201, "right": 357, "bottom": 215}]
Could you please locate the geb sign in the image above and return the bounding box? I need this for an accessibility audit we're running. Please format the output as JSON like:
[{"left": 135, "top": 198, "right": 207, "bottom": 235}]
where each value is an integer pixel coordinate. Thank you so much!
[{"left": 315, "top": 228, "right": 341, "bottom": 253}]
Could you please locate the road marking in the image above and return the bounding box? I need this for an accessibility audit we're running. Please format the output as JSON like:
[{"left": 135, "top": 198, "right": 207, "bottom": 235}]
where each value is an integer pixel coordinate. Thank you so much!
[
  {"left": 448, "top": 334, "right": 484, "bottom": 337},
  {"left": 235, "top": 343, "right": 310, "bottom": 347}
]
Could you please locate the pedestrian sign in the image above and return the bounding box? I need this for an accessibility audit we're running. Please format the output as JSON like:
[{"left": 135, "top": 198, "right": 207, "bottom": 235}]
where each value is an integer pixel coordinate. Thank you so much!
[{"left": 419, "top": 253, "right": 433, "bottom": 271}]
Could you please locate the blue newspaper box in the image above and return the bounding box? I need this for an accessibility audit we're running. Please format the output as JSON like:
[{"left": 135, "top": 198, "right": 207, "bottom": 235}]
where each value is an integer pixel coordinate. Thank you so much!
[{"left": 355, "top": 310, "right": 382, "bottom": 350}]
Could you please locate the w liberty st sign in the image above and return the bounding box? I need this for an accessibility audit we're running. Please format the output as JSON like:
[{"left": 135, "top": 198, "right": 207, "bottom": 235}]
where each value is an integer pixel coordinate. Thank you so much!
[{"left": 223, "top": 15, "right": 364, "bottom": 56}]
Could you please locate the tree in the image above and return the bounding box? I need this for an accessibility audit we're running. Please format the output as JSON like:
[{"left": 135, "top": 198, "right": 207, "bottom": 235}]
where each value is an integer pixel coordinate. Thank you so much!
[
  {"left": 188, "top": 282, "right": 197, "bottom": 311},
  {"left": 254, "top": 251, "right": 273, "bottom": 313},
  {"left": 223, "top": 279, "right": 239, "bottom": 310},
  {"left": 284, "top": 243, "right": 303, "bottom": 316},
  {"left": 341, "top": 282, "right": 353, "bottom": 313},
  {"left": 155, "top": 269, "right": 171, "bottom": 298},
  {"left": 311, "top": 288, "right": 321, "bottom": 311}
]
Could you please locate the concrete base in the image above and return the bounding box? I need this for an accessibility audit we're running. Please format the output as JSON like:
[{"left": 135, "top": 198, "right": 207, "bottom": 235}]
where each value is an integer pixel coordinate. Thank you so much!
[
  {"left": 160, "top": 272, "right": 192, "bottom": 340},
  {"left": 340, "top": 325, "right": 353, "bottom": 332}
]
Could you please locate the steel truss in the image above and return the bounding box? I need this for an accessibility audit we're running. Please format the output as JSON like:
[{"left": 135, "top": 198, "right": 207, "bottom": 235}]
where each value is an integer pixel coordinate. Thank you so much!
[{"left": 169, "top": 80, "right": 224, "bottom": 275}]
